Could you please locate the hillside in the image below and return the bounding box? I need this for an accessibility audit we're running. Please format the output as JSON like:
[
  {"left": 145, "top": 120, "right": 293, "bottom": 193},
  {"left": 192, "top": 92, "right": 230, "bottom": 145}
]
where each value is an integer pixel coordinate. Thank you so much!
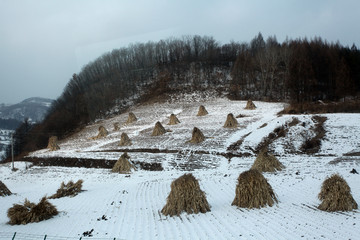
[
  {"left": 0, "top": 97, "right": 53, "bottom": 123},
  {"left": 1, "top": 93, "right": 359, "bottom": 239}
]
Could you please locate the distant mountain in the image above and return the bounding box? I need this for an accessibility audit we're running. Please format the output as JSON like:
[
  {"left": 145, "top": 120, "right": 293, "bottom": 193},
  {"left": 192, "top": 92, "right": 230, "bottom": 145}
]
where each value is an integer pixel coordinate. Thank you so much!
[{"left": 0, "top": 97, "right": 53, "bottom": 124}]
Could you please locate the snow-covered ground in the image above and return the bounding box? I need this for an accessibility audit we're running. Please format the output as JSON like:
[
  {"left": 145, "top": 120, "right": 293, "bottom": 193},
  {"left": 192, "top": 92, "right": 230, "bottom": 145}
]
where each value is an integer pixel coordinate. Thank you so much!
[{"left": 1, "top": 95, "right": 359, "bottom": 239}]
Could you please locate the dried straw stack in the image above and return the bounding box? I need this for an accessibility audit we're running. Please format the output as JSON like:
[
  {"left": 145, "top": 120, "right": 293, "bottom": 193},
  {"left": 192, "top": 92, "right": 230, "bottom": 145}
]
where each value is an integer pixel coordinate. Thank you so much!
[
  {"left": 7, "top": 197, "right": 58, "bottom": 225},
  {"left": 168, "top": 114, "right": 180, "bottom": 125},
  {"left": 189, "top": 127, "right": 205, "bottom": 143},
  {"left": 92, "top": 126, "right": 108, "bottom": 140},
  {"left": 112, "top": 152, "right": 135, "bottom": 174},
  {"left": 0, "top": 181, "right": 12, "bottom": 197},
  {"left": 47, "top": 136, "right": 60, "bottom": 151},
  {"left": 152, "top": 121, "right": 166, "bottom": 136},
  {"left": 161, "top": 173, "right": 210, "bottom": 216},
  {"left": 119, "top": 132, "right": 132, "bottom": 146},
  {"left": 251, "top": 149, "right": 284, "bottom": 172},
  {"left": 318, "top": 174, "right": 358, "bottom": 212},
  {"left": 126, "top": 112, "right": 137, "bottom": 124},
  {"left": 113, "top": 122, "right": 120, "bottom": 131},
  {"left": 223, "top": 113, "right": 238, "bottom": 128},
  {"left": 245, "top": 99, "right": 256, "bottom": 110},
  {"left": 232, "top": 169, "right": 277, "bottom": 208},
  {"left": 48, "top": 180, "right": 83, "bottom": 199},
  {"left": 197, "top": 105, "right": 208, "bottom": 116}
]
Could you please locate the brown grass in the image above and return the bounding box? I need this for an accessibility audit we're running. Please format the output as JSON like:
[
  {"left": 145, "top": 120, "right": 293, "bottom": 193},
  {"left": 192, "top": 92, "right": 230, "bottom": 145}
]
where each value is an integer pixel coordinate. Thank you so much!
[
  {"left": 113, "top": 122, "right": 120, "bottom": 131},
  {"left": 91, "top": 126, "right": 108, "bottom": 140},
  {"left": 161, "top": 173, "right": 210, "bottom": 216},
  {"left": 152, "top": 121, "right": 166, "bottom": 136},
  {"left": 279, "top": 99, "right": 360, "bottom": 115},
  {"left": 232, "top": 169, "right": 277, "bottom": 208},
  {"left": 188, "top": 127, "right": 205, "bottom": 143},
  {"left": 47, "top": 136, "right": 60, "bottom": 151},
  {"left": 301, "top": 116, "right": 327, "bottom": 154},
  {"left": 318, "top": 174, "right": 358, "bottom": 212},
  {"left": 251, "top": 149, "right": 284, "bottom": 172},
  {"left": 119, "top": 132, "right": 132, "bottom": 146},
  {"left": 244, "top": 99, "right": 256, "bottom": 110},
  {"left": 7, "top": 197, "right": 58, "bottom": 225},
  {"left": 168, "top": 114, "right": 180, "bottom": 125},
  {"left": 111, "top": 152, "right": 135, "bottom": 174},
  {"left": 223, "top": 113, "right": 238, "bottom": 128},
  {"left": 126, "top": 112, "right": 137, "bottom": 124},
  {"left": 197, "top": 105, "right": 208, "bottom": 116},
  {"left": 0, "top": 181, "right": 12, "bottom": 197},
  {"left": 48, "top": 180, "right": 83, "bottom": 199},
  {"left": 236, "top": 114, "right": 248, "bottom": 118}
]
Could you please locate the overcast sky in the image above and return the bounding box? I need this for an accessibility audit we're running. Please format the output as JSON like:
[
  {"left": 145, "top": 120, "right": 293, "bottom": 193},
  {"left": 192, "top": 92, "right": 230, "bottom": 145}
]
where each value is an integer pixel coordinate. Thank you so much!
[{"left": 1, "top": 0, "right": 359, "bottom": 104}]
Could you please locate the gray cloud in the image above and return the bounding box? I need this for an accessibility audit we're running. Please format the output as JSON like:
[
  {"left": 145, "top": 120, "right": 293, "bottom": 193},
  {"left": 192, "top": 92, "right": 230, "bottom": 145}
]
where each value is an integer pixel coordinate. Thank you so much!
[{"left": 1, "top": 0, "right": 359, "bottom": 103}]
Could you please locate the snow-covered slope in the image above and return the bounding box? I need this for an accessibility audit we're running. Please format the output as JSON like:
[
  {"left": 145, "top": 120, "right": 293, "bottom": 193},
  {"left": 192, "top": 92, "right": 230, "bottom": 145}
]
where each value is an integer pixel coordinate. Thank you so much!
[{"left": 1, "top": 94, "right": 359, "bottom": 240}]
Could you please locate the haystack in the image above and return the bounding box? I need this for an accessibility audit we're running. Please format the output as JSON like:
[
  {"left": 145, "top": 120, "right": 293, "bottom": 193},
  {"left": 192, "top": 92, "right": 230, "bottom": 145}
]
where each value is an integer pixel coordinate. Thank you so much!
[
  {"left": 245, "top": 99, "right": 256, "bottom": 110},
  {"left": 251, "top": 149, "right": 284, "bottom": 172},
  {"left": 232, "top": 169, "right": 277, "bottom": 208},
  {"left": 152, "top": 121, "right": 166, "bottom": 136},
  {"left": 168, "top": 114, "right": 180, "bottom": 125},
  {"left": 113, "top": 122, "right": 120, "bottom": 131},
  {"left": 119, "top": 132, "right": 132, "bottom": 146},
  {"left": 49, "top": 180, "right": 83, "bottom": 199},
  {"left": 0, "top": 181, "right": 12, "bottom": 196},
  {"left": 223, "top": 113, "right": 238, "bottom": 128},
  {"left": 318, "top": 174, "right": 358, "bottom": 212},
  {"left": 197, "top": 105, "right": 208, "bottom": 116},
  {"left": 188, "top": 127, "right": 205, "bottom": 143},
  {"left": 111, "top": 152, "right": 135, "bottom": 174},
  {"left": 92, "top": 126, "right": 108, "bottom": 140},
  {"left": 7, "top": 197, "right": 58, "bottom": 225},
  {"left": 161, "top": 173, "right": 210, "bottom": 216},
  {"left": 126, "top": 112, "right": 137, "bottom": 124},
  {"left": 47, "top": 136, "right": 60, "bottom": 151}
]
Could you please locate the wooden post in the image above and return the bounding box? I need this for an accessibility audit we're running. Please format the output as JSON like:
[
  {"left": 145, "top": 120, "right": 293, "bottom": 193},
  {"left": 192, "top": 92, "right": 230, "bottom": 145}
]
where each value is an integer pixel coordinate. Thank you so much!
[{"left": 11, "top": 133, "right": 14, "bottom": 171}]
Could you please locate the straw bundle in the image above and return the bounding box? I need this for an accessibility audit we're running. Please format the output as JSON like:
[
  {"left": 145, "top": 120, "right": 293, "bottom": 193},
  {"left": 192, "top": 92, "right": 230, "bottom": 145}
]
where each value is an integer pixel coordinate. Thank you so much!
[
  {"left": 318, "top": 174, "right": 358, "bottom": 212},
  {"left": 161, "top": 173, "right": 210, "bottom": 216},
  {"left": 232, "top": 169, "right": 277, "bottom": 208},
  {"left": 119, "top": 132, "right": 132, "bottom": 146}
]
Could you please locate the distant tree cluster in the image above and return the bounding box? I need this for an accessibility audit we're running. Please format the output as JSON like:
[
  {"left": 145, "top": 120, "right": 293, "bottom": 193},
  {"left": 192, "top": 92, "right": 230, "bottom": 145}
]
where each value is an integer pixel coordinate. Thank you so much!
[
  {"left": 230, "top": 33, "right": 360, "bottom": 102},
  {"left": 6, "top": 34, "right": 359, "bottom": 157},
  {"left": 0, "top": 118, "right": 21, "bottom": 130}
]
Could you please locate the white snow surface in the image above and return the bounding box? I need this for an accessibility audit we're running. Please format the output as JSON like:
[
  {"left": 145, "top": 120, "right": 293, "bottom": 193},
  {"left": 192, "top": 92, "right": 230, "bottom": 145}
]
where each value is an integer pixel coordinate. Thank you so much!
[{"left": 1, "top": 95, "right": 360, "bottom": 240}]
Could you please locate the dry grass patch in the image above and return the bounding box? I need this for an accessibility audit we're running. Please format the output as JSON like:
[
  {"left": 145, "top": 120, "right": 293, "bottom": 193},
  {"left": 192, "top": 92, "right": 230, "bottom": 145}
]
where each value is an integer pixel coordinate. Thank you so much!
[
  {"left": 0, "top": 181, "right": 12, "bottom": 197},
  {"left": 301, "top": 116, "right": 327, "bottom": 154},
  {"left": 112, "top": 152, "right": 135, "bottom": 174},
  {"left": 49, "top": 180, "right": 83, "bottom": 199},
  {"left": 161, "top": 173, "right": 210, "bottom": 216},
  {"left": 119, "top": 132, "right": 132, "bottom": 146},
  {"left": 7, "top": 197, "right": 58, "bottom": 225},
  {"left": 223, "top": 113, "right": 238, "bottom": 128},
  {"left": 47, "top": 136, "right": 60, "bottom": 151},
  {"left": 168, "top": 114, "right": 180, "bottom": 125},
  {"left": 318, "top": 174, "right": 358, "bottom": 212},
  {"left": 197, "top": 105, "right": 208, "bottom": 116},
  {"left": 251, "top": 149, "right": 284, "bottom": 172},
  {"left": 232, "top": 169, "right": 277, "bottom": 208}
]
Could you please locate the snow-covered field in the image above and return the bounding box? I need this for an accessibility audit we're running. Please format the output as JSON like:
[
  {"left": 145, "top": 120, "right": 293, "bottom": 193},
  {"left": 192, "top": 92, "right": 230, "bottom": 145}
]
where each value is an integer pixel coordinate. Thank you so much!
[{"left": 1, "top": 94, "right": 359, "bottom": 239}]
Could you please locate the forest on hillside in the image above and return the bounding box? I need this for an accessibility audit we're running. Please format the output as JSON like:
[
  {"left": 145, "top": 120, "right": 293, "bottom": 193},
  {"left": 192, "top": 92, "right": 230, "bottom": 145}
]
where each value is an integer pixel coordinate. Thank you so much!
[{"left": 5, "top": 34, "right": 360, "bottom": 158}]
